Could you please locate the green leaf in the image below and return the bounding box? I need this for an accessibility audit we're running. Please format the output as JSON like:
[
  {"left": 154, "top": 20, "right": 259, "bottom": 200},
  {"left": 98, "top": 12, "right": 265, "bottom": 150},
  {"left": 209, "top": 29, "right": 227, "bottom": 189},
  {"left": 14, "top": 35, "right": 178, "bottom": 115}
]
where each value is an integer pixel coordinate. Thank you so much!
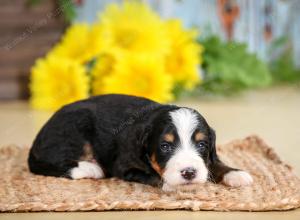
[
  {"left": 269, "top": 49, "right": 300, "bottom": 83},
  {"left": 59, "top": 0, "right": 77, "bottom": 23},
  {"left": 198, "top": 36, "right": 272, "bottom": 94}
]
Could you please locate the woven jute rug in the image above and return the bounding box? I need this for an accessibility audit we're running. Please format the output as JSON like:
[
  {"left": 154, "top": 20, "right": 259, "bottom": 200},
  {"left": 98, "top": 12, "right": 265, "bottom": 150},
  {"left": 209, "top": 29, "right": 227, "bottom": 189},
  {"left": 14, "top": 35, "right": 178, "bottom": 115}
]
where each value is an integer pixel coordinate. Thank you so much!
[{"left": 0, "top": 135, "right": 299, "bottom": 212}]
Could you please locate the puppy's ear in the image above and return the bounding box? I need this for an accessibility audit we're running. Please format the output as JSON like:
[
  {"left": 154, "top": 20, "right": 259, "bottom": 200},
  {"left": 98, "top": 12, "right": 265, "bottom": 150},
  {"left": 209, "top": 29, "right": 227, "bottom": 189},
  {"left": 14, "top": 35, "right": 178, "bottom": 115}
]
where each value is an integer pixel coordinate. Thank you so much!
[
  {"left": 208, "top": 127, "right": 218, "bottom": 163},
  {"left": 136, "top": 123, "right": 152, "bottom": 148}
]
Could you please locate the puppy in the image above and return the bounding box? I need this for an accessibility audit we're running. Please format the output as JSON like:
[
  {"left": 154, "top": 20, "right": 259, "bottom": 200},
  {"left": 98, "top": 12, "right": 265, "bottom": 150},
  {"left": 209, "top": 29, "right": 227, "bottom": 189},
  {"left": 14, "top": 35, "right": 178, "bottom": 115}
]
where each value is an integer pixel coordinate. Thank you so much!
[{"left": 28, "top": 94, "right": 253, "bottom": 191}]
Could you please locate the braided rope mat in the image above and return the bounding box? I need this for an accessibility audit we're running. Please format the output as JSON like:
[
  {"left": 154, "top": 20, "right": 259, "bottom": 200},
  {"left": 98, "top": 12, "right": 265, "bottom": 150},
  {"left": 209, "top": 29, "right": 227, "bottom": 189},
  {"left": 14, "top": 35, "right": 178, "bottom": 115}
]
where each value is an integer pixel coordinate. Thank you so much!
[{"left": 0, "top": 135, "right": 299, "bottom": 212}]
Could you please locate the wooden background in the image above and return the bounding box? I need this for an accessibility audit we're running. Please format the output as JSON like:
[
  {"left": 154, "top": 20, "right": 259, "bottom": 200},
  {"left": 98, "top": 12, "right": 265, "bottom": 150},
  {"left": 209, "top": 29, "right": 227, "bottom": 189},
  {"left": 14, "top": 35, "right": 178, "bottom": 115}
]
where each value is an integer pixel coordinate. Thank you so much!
[{"left": 0, "top": 0, "right": 65, "bottom": 100}]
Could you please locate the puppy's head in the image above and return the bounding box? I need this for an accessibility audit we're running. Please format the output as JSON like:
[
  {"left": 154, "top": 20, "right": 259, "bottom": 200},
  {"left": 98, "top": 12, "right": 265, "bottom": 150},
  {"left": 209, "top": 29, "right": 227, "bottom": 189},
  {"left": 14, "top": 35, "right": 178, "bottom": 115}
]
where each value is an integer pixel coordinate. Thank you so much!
[{"left": 146, "top": 107, "right": 216, "bottom": 187}]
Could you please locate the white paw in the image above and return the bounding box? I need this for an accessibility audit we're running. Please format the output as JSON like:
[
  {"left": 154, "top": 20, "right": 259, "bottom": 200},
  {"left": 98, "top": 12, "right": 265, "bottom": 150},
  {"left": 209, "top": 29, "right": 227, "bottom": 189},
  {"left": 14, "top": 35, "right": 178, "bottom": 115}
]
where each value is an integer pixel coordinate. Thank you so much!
[
  {"left": 70, "top": 161, "right": 105, "bottom": 179},
  {"left": 223, "top": 170, "right": 253, "bottom": 187}
]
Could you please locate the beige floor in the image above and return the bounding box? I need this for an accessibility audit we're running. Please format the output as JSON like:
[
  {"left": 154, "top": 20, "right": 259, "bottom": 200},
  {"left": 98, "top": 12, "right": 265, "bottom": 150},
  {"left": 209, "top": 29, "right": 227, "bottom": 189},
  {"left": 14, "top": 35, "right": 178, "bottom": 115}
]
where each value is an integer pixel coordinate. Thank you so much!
[{"left": 0, "top": 86, "right": 299, "bottom": 219}]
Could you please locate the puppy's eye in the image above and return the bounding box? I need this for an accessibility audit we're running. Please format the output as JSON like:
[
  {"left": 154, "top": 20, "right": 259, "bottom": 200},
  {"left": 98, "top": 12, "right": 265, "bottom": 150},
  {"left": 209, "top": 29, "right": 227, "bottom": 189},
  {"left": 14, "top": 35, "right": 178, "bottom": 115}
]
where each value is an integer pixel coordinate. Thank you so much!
[
  {"left": 160, "top": 143, "right": 172, "bottom": 153},
  {"left": 196, "top": 141, "right": 207, "bottom": 151}
]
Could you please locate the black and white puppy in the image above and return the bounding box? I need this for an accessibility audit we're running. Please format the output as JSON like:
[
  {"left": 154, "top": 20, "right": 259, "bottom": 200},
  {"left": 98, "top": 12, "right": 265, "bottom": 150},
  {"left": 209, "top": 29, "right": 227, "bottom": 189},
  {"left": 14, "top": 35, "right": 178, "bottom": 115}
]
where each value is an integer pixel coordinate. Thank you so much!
[{"left": 28, "top": 94, "right": 253, "bottom": 191}]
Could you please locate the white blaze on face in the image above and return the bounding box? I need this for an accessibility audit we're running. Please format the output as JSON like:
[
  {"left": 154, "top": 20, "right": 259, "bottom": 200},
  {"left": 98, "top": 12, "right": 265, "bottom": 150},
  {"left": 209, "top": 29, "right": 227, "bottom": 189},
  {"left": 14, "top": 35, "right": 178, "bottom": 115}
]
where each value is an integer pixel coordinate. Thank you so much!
[{"left": 162, "top": 108, "right": 208, "bottom": 186}]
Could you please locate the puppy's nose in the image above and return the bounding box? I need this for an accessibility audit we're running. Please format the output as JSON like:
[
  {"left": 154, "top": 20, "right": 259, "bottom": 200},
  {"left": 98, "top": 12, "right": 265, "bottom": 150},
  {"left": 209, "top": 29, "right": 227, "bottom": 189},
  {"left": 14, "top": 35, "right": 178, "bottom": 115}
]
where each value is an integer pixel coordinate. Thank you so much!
[{"left": 181, "top": 167, "right": 196, "bottom": 180}]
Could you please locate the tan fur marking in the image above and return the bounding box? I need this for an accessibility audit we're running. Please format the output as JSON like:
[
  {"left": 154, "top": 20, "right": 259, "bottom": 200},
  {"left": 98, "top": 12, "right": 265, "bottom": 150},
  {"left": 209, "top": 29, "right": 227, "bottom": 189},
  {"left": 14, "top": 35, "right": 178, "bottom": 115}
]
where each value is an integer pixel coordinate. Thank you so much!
[
  {"left": 163, "top": 133, "right": 174, "bottom": 143},
  {"left": 150, "top": 154, "right": 164, "bottom": 176},
  {"left": 195, "top": 132, "right": 205, "bottom": 142},
  {"left": 80, "top": 143, "right": 94, "bottom": 161}
]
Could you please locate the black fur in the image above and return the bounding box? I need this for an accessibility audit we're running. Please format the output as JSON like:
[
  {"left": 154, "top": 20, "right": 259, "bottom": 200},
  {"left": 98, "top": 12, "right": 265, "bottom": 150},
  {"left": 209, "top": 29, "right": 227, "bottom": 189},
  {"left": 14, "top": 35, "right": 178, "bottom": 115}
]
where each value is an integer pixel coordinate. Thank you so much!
[{"left": 28, "top": 94, "right": 236, "bottom": 187}]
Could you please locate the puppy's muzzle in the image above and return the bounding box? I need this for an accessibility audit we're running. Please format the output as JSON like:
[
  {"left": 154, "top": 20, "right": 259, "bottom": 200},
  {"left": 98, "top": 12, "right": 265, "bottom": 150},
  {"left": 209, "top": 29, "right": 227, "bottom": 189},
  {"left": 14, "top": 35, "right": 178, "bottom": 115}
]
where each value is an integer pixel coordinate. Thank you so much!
[{"left": 181, "top": 167, "right": 196, "bottom": 181}]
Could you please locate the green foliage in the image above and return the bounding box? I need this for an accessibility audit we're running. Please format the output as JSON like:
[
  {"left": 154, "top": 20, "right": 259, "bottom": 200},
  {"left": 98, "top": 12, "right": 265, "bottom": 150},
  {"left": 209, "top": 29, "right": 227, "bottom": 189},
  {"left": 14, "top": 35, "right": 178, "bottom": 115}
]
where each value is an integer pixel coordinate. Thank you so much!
[
  {"left": 268, "top": 37, "right": 300, "bottom": 83},
  {"left": 198, "top": 36, "right": 272, "bottom": 94},
  {"left": 269, "top": 51, "right": 300, "bottom": 83},
  {"left": 58, "top": 0, "right": 77, "bottom": 23}
]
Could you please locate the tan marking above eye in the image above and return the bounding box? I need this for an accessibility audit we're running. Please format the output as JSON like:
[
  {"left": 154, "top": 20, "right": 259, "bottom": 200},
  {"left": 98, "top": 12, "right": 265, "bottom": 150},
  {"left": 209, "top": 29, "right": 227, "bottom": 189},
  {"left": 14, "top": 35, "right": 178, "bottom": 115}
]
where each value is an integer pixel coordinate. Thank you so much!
[
  {"left": 194, "top": 132, "right": 205, "bottom": 142},
  {"left": 163, "top": 133, "right": 175, "bottom": 143}
]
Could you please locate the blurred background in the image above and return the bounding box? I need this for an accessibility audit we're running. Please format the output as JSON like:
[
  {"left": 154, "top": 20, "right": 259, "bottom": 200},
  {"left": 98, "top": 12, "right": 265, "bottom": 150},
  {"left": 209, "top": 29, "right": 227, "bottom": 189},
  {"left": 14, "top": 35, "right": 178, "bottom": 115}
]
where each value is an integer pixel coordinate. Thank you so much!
[
  {"left": 0, "top": 0, "right": 299, "bottom": 173},
  {"left": 1, "top": 0, "right": 300, "bottom": 100}
]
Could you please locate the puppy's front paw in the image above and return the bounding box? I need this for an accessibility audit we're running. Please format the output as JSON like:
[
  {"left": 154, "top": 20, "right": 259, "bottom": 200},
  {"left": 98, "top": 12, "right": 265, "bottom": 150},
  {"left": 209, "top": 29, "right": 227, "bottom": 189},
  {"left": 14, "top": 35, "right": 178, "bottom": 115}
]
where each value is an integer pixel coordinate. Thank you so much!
[{"left": 223, "top": 170, "right": 253, "bottom": 187}]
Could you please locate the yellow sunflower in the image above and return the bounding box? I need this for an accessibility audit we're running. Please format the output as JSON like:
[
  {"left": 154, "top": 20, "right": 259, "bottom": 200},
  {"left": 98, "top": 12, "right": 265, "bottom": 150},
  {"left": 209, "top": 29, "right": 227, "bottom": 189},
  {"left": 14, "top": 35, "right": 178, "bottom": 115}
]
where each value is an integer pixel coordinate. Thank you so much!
[
  {"left": 100, "top": 53, "right": 174, "bottom": 103},
  {"left": 30, "top": 55, "right": 89, "bottom": 111},
  {"left": 91, "top": 51, "right": 120, "bottom": 95},
  {"left": 165, "top": 20, "right": 203, "bottom": 90},
  {"left": 51, "top": 23, "right": 107, "bottom": 64},
  {"left": 99, "top": 1, "right": 170, "bottom": 55}
]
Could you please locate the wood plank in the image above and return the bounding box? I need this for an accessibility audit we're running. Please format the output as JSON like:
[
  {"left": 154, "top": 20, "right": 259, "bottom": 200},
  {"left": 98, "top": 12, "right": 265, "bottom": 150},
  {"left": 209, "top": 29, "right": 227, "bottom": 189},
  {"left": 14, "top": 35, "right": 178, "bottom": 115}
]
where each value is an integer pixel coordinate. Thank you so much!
[
  {"left": 0, "top": 31, "right": 62, "bottom": 47},
  {"left": 0, "top": 15, "right": 64, "bottom": 28},
  {"left": 1, "top": 31, "right": 63, "bottom": 50},
  {"left": 0, "top": 30, "right": 63, "bottom": 69},
  {"left": 0, "top": 67, "right": 24, "bottom": 79},
  {"left": 0, "top": 1, "right": 64, "bottom": 27},
  {"left": 0, "top": 0, "right": 65, "bottom": 100},
  {"left": 0, "top": 22, "right": 65, "bottom": 37},
  {"left": 0, "top": 78, "right": 29, "bottom": 100},
  {"left": 0, "top": 0, "right": 54, "bottom": 10},
  {"left": 0, "top": 46, "right": 53, "bottom": 68},
  {"left": 0, "top": 1, "right": 54, "bottom": 13}
]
